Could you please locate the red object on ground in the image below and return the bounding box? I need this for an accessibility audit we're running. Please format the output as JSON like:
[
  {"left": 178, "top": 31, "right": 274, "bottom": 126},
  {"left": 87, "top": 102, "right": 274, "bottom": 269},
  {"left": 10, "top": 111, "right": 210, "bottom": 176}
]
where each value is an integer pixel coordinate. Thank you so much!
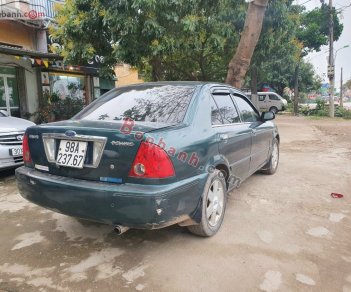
[{"left": 331, "top": 193, "right": 344, "bottom": 198}]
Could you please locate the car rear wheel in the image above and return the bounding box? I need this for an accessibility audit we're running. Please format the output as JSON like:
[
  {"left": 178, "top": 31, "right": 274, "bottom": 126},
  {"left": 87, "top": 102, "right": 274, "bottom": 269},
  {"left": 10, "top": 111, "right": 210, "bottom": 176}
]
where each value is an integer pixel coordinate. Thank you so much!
[
  {"left": 188, "top": 170, "right": 227, "bottom": 237},
  {"left": 269, "top": 106, "right": 278, "bottom": 114},
  {"left": 261, "top": 138, "right": 279, "bottom": 175}
]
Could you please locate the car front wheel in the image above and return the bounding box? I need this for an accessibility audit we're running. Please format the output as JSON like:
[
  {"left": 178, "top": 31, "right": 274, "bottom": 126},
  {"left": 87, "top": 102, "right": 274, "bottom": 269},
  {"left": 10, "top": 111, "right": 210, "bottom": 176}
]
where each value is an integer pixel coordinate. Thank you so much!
[
  {"left": 261, "top": 138, "right": 279, "bottom": 175},
  {"left": 188, "top": 170, "right": 227, "bottom": 237}
]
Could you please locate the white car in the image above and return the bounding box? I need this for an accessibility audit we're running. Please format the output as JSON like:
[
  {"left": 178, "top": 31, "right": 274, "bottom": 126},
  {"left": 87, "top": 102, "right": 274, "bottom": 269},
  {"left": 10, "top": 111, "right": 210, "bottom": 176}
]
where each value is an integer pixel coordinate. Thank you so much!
[
  {"left": 247, "top": 92, "right": 288, "bottom": 114},
  {"left": 0, "top": 110, "right": 35, "bottom": 170}
]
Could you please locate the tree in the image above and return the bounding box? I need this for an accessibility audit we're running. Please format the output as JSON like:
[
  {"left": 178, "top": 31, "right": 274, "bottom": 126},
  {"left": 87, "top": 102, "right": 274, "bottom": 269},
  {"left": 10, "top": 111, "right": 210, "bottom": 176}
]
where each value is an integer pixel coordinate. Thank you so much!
[
  {"left": 244, "top": 0, "right": 301, "bottom": 107},
  {"left": 50, "top": 0, "right": 247, "bottom": 81},
  {"left": 291, "top": 3, "right": 343, "bottom": 114},
  {"left": 50, "top": 0, "right": 338, "bottom": 99},
  {"left": 225, "top": 0, "right": 268, "bottom": 88}
]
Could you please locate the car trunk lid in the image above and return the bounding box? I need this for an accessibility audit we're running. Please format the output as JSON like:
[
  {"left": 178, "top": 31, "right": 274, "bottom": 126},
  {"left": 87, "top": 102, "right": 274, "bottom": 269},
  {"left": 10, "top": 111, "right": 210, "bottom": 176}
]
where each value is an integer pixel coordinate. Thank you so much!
[{"left": 26, "top": 120, "right": 171, "bottom": 183}]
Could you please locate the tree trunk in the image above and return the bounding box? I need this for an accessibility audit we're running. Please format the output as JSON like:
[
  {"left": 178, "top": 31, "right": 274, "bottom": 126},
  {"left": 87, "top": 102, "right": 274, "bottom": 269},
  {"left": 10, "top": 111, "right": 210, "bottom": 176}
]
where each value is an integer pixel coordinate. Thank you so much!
[
  {"left": 150, "top": 56, "right": 162, "bottom": 81},
  {"left": 225, "top": 0, "right": 268, "bottom": 88},
  {"left": 251, "top": 66, "right": 260, "bottom": 110},
  {"left": 293, "top": 62, "right": 300, "bottom": 115}
]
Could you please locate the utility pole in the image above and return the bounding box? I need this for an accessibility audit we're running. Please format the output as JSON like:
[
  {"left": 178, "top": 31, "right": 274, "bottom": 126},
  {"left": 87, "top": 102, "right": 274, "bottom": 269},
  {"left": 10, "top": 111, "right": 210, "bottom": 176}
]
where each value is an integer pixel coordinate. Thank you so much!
[
  {"left": 340, "top": 67, "right": 343, "bottom": 108},
  {"left": 328, "top": 0, "right": 335, "bottom": 117}
]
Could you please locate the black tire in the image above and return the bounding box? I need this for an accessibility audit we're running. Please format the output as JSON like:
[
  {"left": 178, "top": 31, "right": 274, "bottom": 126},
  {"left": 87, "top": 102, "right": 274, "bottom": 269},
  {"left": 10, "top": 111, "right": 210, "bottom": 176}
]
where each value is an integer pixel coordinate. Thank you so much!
[
  {"left": 261, "top": 138, "right": 279, "bottom": 175},
  {"left": 269, "top": 107, "right": 278, "bottom": 114},
  {"left": 187, "top": 170, "right": 227, "bottom": 237}
]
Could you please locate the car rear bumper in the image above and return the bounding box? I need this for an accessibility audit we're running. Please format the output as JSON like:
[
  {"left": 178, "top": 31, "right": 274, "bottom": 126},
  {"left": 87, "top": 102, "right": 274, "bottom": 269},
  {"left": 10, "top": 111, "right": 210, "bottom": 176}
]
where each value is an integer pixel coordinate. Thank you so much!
[{"left": 16, "top": 166, "right": 206, "bottom": 229}]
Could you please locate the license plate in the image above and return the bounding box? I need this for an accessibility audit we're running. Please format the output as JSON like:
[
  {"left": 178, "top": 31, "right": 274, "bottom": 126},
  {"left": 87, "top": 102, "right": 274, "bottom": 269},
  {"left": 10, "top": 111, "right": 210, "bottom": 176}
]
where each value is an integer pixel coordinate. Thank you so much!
[
  {"left": 10, "top": 147, "right": 23, "bottom": 156},
  {"left": 57, "top": 140, "right": 87, "bottom": 169}
]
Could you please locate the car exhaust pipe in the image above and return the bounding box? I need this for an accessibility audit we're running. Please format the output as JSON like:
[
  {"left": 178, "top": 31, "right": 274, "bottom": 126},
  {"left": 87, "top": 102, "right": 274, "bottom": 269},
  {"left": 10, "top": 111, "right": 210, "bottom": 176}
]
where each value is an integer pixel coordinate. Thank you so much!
[{"left": 114, "top": 225, "right": 129, "bottom": 235}]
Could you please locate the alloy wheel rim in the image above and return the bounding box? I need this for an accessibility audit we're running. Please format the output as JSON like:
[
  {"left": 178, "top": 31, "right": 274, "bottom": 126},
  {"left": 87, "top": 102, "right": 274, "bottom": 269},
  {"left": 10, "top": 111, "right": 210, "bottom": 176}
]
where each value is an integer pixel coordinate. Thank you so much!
[
  {"left": 271, "top": 142, "right": 279, "bottom": 169},
  {"left": 206, "top": 179, "right": 225, "bottom": 227}
]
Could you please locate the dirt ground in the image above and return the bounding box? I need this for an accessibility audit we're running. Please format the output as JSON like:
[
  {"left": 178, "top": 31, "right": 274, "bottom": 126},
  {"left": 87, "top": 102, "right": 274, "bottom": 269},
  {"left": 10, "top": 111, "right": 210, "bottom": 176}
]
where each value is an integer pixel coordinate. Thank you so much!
[{"left": 0, "top": 115, "right": 350, "bottom": 292}]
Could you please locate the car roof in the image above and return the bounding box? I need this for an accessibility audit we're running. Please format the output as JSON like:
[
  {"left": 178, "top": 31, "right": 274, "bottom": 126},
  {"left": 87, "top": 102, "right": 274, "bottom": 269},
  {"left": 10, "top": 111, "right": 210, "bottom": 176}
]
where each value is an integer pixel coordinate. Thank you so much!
[
  {"left": 96, "top": 82, "right": 249, "bottom": 103},
  {"left": 111, "top": 81, "right": 242, "bottom": 91}
]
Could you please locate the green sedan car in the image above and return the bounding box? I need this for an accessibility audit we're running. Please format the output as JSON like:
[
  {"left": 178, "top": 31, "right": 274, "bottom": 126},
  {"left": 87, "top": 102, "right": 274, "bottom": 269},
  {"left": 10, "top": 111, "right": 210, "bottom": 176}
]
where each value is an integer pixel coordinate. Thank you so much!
[{"left": 16, "top": 82, "right": 279, "bottom": 237}]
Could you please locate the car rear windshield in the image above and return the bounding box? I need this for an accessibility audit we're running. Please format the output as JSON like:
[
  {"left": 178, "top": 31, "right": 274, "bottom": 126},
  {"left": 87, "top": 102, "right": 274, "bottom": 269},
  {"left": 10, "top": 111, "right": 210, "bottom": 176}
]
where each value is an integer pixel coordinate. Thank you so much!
[{"left": 75, "top": 85, "right": 196, "bottom": 124}]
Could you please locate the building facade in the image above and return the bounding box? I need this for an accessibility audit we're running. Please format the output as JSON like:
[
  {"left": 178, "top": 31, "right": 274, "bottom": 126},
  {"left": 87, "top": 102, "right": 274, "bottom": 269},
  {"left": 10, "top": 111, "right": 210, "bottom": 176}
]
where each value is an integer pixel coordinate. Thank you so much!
[
  {"left": 0, "top": 0, "right": 142, "bottom": 120},
  {"left": 0, "top": 0, "right": 112, "bottom": 120},
  {"left": 115, "top": 64, "right": 144, "bottom": 87}
]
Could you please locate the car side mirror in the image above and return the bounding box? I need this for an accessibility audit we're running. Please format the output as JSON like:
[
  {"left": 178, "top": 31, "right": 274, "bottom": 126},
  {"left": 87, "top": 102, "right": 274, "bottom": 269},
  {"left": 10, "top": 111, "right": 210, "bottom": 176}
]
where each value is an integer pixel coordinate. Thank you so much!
[
  {"left": 0, "top": 110, "right": 9, "bottom": 116},
  {"left": 261, "top": 111, "right": 275, "bottom": 121}
]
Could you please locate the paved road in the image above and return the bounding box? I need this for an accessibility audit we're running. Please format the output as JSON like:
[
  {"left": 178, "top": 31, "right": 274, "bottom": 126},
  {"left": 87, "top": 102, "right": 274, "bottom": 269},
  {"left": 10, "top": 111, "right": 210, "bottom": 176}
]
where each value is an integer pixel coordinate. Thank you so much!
[{"left": 0, "top": 116, "right": 351, "bottom": 292}]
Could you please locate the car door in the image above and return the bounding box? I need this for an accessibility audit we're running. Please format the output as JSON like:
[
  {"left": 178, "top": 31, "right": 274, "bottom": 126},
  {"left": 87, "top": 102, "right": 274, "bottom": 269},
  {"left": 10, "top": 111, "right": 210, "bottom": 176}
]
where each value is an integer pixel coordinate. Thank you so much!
[
  {"left": 210, "top": 89, "right": 252, "bottom": 184},
  {"left": 232, "top": 93, "right": 272, "bottom": 174},
  {"left": 257, "top": 94, "right": 269, "bottom": 111},
  {"left": 269, "top": 93, "right": 282, "bottom": 110}
]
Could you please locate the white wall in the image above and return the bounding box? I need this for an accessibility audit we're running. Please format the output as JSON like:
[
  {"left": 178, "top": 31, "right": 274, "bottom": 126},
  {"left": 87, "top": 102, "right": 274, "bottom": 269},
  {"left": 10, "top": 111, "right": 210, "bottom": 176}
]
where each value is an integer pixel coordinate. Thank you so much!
[{"left": 0, "top": 54, "right": 39, "bottom": 115}]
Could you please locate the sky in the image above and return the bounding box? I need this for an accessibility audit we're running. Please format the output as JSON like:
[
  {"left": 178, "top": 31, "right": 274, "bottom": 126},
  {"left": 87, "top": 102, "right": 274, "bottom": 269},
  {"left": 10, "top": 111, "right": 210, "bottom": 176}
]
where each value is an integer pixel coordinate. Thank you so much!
[{"left": 294, "top": 0, "right": 351, "bottom": 90}]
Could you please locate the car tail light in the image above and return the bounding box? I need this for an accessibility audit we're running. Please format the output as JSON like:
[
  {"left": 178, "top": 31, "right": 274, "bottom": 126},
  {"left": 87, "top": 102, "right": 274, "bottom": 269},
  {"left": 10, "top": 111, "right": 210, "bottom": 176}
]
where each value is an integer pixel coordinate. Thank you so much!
[
  {"left": 22, "top": 133, "right": 32, "bottom": 165},
  {"left": 129, "top": 142, "right": 175, "bottom": 178}
]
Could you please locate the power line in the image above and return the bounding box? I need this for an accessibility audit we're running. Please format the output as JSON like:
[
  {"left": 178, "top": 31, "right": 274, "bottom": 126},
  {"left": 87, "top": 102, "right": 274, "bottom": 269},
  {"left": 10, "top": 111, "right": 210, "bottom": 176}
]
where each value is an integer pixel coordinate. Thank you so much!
[
  {"left": 301, "top": 0, "right": 313, "bottom": 5},
  {"left": 335, "top": 1, "right": 351, "bottom": 11}
]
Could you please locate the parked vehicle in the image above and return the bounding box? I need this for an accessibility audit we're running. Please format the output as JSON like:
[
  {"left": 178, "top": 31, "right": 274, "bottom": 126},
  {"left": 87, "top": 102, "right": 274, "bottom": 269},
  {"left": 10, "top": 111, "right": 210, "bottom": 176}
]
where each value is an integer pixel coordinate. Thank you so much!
[
  {"left": 0, "top": 110, "right": 35, "bottom": 170},
  {"left": 16, "top": 82, "right": 280, "bottom": 237},
  {"left": 247, "top": 92, "right": 288, "bottom": 114}
]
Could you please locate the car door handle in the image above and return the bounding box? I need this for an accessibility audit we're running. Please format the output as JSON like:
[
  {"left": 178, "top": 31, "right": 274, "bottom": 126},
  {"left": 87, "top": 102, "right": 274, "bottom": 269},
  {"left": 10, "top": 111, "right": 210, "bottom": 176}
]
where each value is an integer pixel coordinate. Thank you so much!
[
  {"left": 252, "top": 129, "right": 257, "bottom": 136},
  {"left": 219, "top": 134, "right": 229, "bottom": 141}
]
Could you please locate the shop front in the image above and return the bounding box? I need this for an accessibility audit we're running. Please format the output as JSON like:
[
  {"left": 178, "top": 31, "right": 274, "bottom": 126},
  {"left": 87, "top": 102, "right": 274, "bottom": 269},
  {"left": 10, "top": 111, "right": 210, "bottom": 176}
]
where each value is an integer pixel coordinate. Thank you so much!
[
  {"left": 0, "top": 41, "right": 115, "bottom": 120},
  {"left": 0, "top": 45, "right": 62, "bottom": 118},
  {"left": 41, "top": 70, "right": 87, "bottom": 101}
]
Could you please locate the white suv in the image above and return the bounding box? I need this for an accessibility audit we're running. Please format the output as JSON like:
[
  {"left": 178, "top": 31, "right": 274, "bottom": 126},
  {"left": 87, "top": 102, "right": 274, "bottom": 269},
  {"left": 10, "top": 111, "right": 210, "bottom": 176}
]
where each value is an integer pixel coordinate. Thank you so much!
[{"left": 247, "top": 92, "right": 288, "bottom": 114}]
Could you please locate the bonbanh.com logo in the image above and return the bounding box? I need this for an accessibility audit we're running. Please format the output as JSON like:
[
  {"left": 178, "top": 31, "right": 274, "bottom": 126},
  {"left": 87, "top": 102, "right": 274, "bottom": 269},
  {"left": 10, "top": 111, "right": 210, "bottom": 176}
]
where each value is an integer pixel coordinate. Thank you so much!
[
  {"left": 0, "top": 9, "right": 45, "bottom": 19},
  {"left": 0, "top": 1, "right": 46, "bottom": 20}
]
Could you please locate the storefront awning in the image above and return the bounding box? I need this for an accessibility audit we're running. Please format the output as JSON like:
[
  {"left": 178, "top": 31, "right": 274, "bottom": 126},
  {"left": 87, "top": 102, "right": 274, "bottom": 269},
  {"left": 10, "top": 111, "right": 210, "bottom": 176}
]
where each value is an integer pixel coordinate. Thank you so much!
[{"left": 0, "top": 44, "right": 61, "bottom": 59}]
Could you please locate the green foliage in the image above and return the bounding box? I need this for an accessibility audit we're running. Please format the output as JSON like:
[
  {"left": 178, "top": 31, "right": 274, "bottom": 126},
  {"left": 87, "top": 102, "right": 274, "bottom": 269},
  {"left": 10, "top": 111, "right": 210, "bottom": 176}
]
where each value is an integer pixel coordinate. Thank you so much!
[
  {"left": 51, "top": 0, "right": 247, "bottom": 81},
  {"left": 52, "top": 96, "right": 85, "bottom": 121},
  {"left": 312, "top": 99, "right": 328, "bottom": 116},
  {"left": 285, "top": 101, "right": 294, "bottom": 113},
  {"left": 31, "top": 91, "right": 58, "bottom": 124},
  {"left": 300, "top": 99, "right": 351, "bottom": 119},
  {"left": 298, "top": 61, "right": 322, "bottom": 92},
  {"left": 31, "top": 86, "right": 84, "bottom": 124},
  {"left": 246, "top": 2, "right": 341, "bottom": 95},
  {"left": 299, "top": 99, "right": 327, "bottom": 116},
  {"left": 335, "top": 106, "right": 351, "bottom": 119},
  {"left": 247, "top": 1, "right": 302, "bottom": 93},
  {"left": 297, "top": 4, "right": 343, "bottom": 55},
  {"left": 51, "top": 0, "right": 342, "bottom": 91}
]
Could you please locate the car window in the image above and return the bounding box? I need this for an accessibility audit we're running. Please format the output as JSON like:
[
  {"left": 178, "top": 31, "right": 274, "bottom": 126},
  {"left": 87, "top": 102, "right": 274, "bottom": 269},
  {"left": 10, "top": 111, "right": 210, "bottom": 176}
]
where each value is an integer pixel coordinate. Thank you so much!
[
  {"left": 259, "top": 95, "right": 266, "bottom": 101},
  {"left": 233, "top": 95, "right": 260, "bottom": 123},
  {"left": 75, "top": 85, "right": 195, "bottom": 124},
  {"left": 269, "top": 94, "right": 280, "bottom": 101},
  {"left": 212, "top": 94, "right": 241, "bottom": 124},
  {"left": 210, "top": 96, "right": 223, "bottom": 125}
]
